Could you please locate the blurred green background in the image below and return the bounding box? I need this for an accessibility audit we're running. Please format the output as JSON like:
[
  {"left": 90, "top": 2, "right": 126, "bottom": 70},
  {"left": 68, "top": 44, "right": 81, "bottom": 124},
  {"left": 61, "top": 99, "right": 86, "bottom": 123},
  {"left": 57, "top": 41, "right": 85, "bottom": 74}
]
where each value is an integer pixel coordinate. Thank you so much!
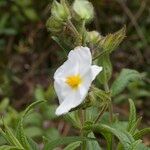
[{"left": 0, "top": 0, "right": 149, "bottom": 147}]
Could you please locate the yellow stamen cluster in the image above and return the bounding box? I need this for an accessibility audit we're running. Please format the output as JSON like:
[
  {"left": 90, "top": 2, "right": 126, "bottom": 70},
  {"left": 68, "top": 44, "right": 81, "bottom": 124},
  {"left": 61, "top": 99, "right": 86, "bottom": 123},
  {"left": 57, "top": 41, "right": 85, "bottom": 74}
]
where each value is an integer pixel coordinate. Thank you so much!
[{"left": 66, "top": 74, "right": 82, "bottom": 89}]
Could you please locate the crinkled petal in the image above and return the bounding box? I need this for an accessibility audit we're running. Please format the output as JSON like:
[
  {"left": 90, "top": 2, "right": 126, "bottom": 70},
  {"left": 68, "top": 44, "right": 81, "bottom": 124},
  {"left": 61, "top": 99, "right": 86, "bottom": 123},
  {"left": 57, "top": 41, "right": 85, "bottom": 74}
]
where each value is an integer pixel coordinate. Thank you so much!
[
  {"left": 54, "top": 46, "right": 92, "bottom": 80},
  {"left": 68, "top": 46, "right": 92, "bottom": 75},
  {"left": 91, "top": 65, "right": 102, "bottom": 80},
  {"left": 68, "top": 46, "right": 92, "bottom": 65}
]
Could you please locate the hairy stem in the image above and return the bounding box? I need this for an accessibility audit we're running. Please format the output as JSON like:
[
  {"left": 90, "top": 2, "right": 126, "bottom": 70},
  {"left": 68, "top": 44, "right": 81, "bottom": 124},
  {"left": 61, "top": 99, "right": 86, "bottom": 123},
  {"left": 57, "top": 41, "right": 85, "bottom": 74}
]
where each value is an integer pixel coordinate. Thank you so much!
[
  {"left": 79, "top": 109, "right": 87, "bottom": 150},
  {"left": 67, "top": 19, "right": 81, "bottom": 38},
  {"left": 104, "top": 83, "right": 114, "bottom": 149},
  {"left": 94, "top": 105, "right": 108, "bottom": 123},
  {"left": 104, "top": 83, "right": 113, "bottom": 122}
]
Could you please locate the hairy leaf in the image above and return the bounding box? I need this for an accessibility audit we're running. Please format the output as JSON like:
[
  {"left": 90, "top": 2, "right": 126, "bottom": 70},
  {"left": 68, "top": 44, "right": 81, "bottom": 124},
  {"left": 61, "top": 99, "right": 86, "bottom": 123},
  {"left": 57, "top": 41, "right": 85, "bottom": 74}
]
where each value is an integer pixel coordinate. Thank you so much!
[
  {"left": 111, "top": 69, "right": 141, "bottom": 97},
  {"left": 127, "top": 99, "right": 137, "bottom": 132},
  {"left": 134, "top": 128, "right": 150, "bottom": 140},
  {"left": 16, "top": 119, "right": 31, "bottom": 150},
  {"left": 98, "top": 54, "right": 112, "bottom": 84},
  {"left": 16, "top": 101, "right": 44, "bottom": 150},
  {"left": 85, "top": 124, "right": 134, "bottom": 150},
  {"left": 0, "top": 126, "right": 23, "bottom": 149},
  {"left": 0, "top": 145, "right": 21, "bottom": 150},
  {"left": 130, "top": 141, "right": 150, "bottom": 150},
  {"left": 27, "top": 138, "right": 40, "bottom": 150},
  {"left": 64, "top": 141, "right": 81, "bottom": 150},
  {"left": 87, "top": 132, "right": 102, "bottom": 150},
  {"left": 44, "top": 136, "right": 95, "bottom": 150},
  {"left": 99, "top": 26, "right": 126, "bottom": 53},
  {"left": 23, "top": 100, "right": 45, "bottom": 118}
]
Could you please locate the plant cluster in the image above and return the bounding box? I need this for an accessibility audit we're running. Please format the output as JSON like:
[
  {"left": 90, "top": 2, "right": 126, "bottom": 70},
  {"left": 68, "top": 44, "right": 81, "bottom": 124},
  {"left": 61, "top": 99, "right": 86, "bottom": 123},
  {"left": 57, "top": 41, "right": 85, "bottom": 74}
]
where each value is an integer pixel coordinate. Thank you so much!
[{"left": 0, "top": 0, "right": 149, "bottom": 149}]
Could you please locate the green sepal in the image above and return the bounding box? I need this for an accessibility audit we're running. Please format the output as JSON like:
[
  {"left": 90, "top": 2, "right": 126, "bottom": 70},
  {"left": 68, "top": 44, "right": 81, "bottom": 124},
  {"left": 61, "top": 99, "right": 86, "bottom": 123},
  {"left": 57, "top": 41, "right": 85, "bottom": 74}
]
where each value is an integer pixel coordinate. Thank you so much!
[{"left": 99, "top": 26, "right": 126, "bottom": 54}]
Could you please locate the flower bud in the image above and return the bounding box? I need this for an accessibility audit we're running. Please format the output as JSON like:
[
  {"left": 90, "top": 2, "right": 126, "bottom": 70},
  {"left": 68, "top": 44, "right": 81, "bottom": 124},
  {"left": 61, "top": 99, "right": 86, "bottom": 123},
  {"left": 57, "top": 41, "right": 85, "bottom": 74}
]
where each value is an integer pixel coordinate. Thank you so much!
[
  {"left": 73, "top": 0, "right": 94, "bottom": 22},
  {"left": 46, "top": 16, "right": 63, "bottom": 33},
  {"left": 87, "top": 31, "right": 102, "bottom": 44},
  {"left": 51, "top": 0, "right": 71, "bottom": 22}
]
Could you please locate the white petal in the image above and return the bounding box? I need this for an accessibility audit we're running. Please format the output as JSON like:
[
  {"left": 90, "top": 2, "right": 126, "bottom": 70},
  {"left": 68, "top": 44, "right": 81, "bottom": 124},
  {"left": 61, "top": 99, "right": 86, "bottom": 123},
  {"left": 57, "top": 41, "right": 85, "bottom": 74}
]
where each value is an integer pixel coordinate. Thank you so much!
[
  {"left": 68, "top": 46, "right": 92, "bottom": 64},
  {"left": 55, "top": 91, "right": 82, "bottom": 116},
  {"left": 54, "top": 59, "right": 79, "bottom": 80},
  {"left": 91, "top": 65, "right": 102, "bottom": 80},
  {"left": 54, "top": 46, "right": 92, "bottom": 80},
  {"left": 68, "top": 46, "right": 92, "bottom": 75},
  {"left": 54, "top": 79, "right": 72, "bottom": 104}
]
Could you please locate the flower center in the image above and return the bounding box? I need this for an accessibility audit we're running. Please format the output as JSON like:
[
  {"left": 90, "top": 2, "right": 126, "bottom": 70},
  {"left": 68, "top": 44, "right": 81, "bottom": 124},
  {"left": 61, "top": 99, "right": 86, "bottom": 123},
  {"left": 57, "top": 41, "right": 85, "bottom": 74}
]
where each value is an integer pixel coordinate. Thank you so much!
[{"left": 66, "top": 74, "right": 82, "bottom": 89}]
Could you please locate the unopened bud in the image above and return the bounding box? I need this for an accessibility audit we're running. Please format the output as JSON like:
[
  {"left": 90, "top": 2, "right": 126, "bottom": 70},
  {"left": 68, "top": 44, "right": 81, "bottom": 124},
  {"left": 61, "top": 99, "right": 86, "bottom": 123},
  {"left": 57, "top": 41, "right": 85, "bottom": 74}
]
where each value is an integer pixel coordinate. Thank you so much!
[
  {"left": 51, "top": 0, "right": 71, "bottom": 22},
  {"left": 46, "top": 16, "right": 63, "bottom": 33},
  {"left": 73, "top": 0, "right": 94, "bottom": 22},
  {"left": 87, "top": 31, "right": 102, "bottom": 44}
]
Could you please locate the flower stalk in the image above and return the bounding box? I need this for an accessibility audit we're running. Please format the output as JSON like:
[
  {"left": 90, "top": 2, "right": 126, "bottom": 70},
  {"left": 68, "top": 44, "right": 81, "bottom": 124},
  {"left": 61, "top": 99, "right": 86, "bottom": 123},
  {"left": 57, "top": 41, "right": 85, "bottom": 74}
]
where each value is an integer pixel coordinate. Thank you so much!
[
  {"left": 67, "top": 19, "right": 81, "bottom": 40},
  {"left": 94, "top": 104, "right": 108, "bottom": 124},
  {"left": 104, "top": 83, "right": 113, "bottom": 123}
]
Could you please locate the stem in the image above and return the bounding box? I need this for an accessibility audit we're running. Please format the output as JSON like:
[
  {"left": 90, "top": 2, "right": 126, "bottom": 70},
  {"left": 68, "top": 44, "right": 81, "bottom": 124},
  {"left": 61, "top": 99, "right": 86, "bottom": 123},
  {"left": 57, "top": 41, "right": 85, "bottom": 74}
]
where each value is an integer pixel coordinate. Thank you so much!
[
  {"left": 104, "top": 83, "right": 113, "bottom": 123},
  {"left": 92, "top": 50, "right": 107, "bottom": 61},
  {"left": 104, "top": 83, "right": 114, "bottom": 149},
  {"left": 92, "top": 51, "right": 103, "bottom": 61},
  {"left": 79, "top": 109, "right": 84, "bottom": 126},
  {"left": 109, "top": 102, "right": 113, "bottom": 123},
  {"left": 94, "top": 105, "right": 108, "bottom": 124},
  {"left": 81, "top": 20, "right": 86, "bottom": 46},
  {"left": 81, "top": 140, "right": 87, "bottom": 150},
  {"left": 67, "top": 19, "right": 80, "bottom": 38},
  {"left": 79, "top": 109, "right": 87, "bottom": 150}
]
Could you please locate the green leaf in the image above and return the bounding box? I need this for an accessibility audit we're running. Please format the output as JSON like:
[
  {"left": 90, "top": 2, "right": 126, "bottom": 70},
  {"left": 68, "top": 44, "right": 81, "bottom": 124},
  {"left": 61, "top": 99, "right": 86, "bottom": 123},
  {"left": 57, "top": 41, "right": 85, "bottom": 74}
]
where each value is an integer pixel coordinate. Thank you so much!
[
  {"left": 134, "top": 128, "right": 150, "bottom": 140},
  {"left": 64, "top": 141, "right": 81, "bottom": 150},
  {"left": 0, "top": 14, "right": 9, "bottom": 28},
  {"left": 23, "top": 8, "right": 38, "bottom": 21},
  {"left": 0, "top": 98, "right": 9, "bottom": 112},
  {"left": 111, "top": 69, "right": 141, "bottom": 97},
  {"left": 129, "top": 141, "right": 150, "bottom": 150},
  {"left": 85, "top": 124, "right": 135, "bottom": 150},
  {"left": 0, "top": 28, "right": 17, "bottom": 35},
  {"left": 24, "top": 112, "right": 42, "bottom": 126},
  {"left": 16, "top": 119, "right": 31, "bottom": 150},
  {"left": 44, "top": 136, "right": 95, "bottom": 150},
  {"left": 127, "top": 99, "right": 136, "bottom": 132},
  {"left": 16, "top": 101, "right": 45, "bottom": 150},
  {"left": 0, "top": 125, "right": 23, "bottom": 149},
  {"left": 87, "top": 132, "right": 102, "bottom": 150},
  {"left": 64, "top": 112, "right": 81, "bottom": 129},
  {"left": 45, "top": 128, "right": 60, "bottom": 140},
  {"left": 23, "top": 100, "right": 45, "bottom": 118},
  {"left": 24, "top": 127, "right": 43, "bottom": 138},
  {"left": 101, "top": 132, "right": 112, "bottom": 150},
  {"left": 129, "top": 117, "right": 142, "bottom": 135},
  {"left": 97, "top": 54, "right": 112, "bottom": 84},
  {"left": 27, "top": 138, "right": 40, "bottom": 150},
  {"left": 99, "top": 26, "right": 126, "bottom": 53},
  {"left": 92, "top": 87, "right": 111, "bottom": 104},
  {"left": 0, "top": 145, "right": 21, "bottom": 150},
  {"left": 34, "top": 86, "right": 45, "bottom": 102}
]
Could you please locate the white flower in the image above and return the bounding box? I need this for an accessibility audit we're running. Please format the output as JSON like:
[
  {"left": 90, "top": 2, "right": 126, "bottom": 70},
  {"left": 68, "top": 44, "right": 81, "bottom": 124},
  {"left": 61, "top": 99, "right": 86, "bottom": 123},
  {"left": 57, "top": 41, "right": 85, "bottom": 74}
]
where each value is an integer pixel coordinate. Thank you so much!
[{"left": 54, "top": 46, "right": 102, "bottom": 116}]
